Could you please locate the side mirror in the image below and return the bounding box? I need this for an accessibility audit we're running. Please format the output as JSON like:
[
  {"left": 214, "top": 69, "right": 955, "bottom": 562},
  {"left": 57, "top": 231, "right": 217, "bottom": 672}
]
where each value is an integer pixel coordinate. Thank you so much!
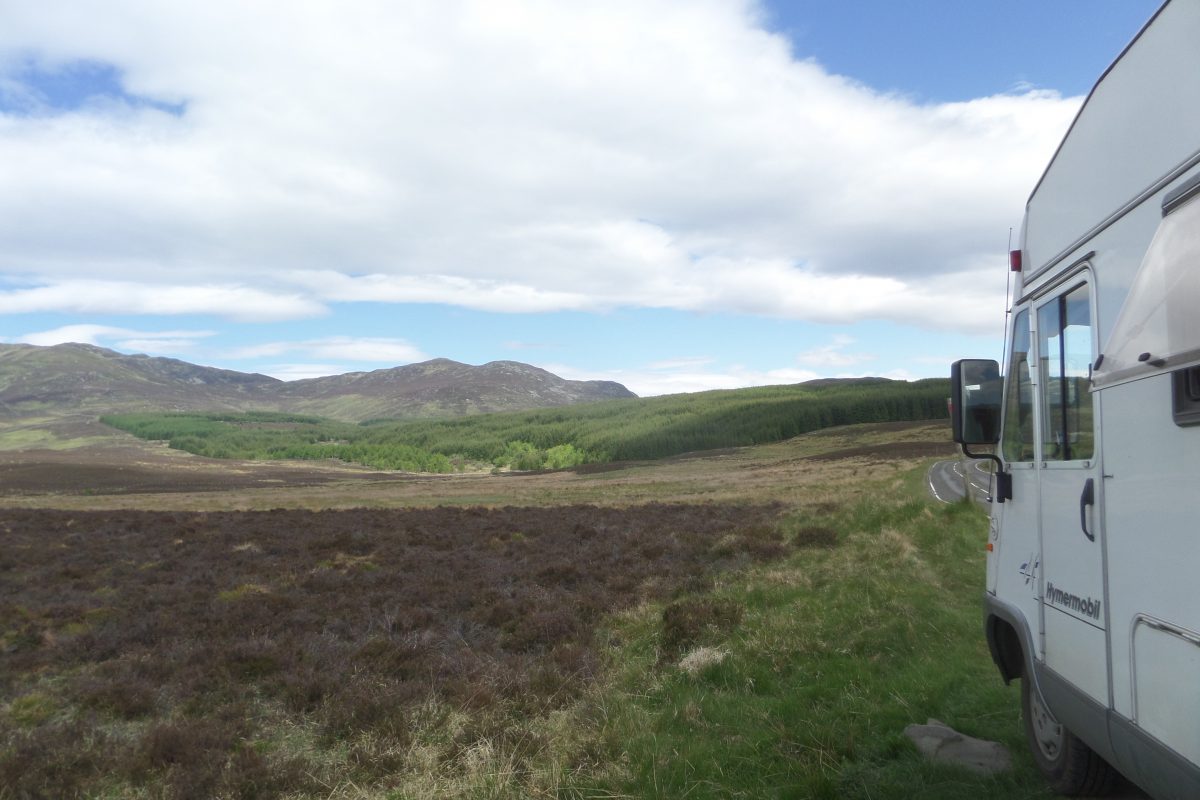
[{"left": 951, "top": 359, "right": 1001, "bottom": 446}]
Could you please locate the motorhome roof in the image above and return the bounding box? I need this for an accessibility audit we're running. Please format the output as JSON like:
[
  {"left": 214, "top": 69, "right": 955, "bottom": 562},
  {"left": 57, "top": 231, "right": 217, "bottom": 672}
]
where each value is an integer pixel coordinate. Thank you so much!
[
  {"left": 1021, "top": 0, "right": 1200, "bottom": 279},
  {"left": 1026, "top": 1, "right": 1170, "bottom": 206}
]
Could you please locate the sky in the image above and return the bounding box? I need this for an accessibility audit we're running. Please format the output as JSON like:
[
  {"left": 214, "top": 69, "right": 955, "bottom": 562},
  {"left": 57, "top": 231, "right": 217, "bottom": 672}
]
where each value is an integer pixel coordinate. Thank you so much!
[{"left": 0, "top": 0, "right": 1164, "bottom": 396}]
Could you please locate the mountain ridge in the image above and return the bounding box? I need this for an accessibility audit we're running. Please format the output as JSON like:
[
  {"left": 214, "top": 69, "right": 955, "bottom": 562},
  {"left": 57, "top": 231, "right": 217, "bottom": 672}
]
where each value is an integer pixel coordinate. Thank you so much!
[{"left": 0, "top": 342, "right": 637, "bottom": 422}]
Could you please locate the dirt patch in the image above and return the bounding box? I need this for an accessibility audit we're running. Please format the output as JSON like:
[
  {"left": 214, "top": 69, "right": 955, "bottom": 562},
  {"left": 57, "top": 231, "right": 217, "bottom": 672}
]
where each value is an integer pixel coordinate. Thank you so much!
[{"left": 0, "top": 502, "right": 788, "bottom": 798}]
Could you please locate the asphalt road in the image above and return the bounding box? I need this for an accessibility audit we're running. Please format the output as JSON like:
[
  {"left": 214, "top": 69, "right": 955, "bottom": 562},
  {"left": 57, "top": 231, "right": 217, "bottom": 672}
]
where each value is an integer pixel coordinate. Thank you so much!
[{"left": 927, "top": 456, "right": 993, "bottom": 506}]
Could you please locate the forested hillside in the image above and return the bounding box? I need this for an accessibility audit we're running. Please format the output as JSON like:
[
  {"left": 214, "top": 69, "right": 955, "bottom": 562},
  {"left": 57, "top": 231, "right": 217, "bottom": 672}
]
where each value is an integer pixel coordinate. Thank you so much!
[{"left": 103, "top": 378, "right": 949, "bottom": 472}]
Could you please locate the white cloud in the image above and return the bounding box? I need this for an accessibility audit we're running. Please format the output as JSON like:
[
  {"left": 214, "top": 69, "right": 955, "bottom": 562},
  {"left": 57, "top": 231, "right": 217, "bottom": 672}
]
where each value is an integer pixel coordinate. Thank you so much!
[
  {"left": 16, "top": 324, "right": 132, "bottom": 347},
  {"left": 0, "top": 1, "right": 1079, "bottom": 332},
  {"left": 116, "top": 337, "right": 203, "bottom": 352},
  {"left": 284, "top": 272, "right": 597, "bottom": 315},
  {"left": 796, "top": 335, "right": 875, "bottom": 368},
  {"left": 544, "top": 360, "right": 824, "bottom": 397},
  {"left": 879, "top": 368, "right": 919, "bottom": 382},
  {"left": 16, "top": 323, "right": 213, "bottom": 352},
  {"left": 230, "top": 336, "right": 426, "bottom": 364},
  {"left": 260, "top": 364, "right": 350, "bottom": 382},
  {"left": 0, "top": 281, "right": 324, "bottom": 321}
]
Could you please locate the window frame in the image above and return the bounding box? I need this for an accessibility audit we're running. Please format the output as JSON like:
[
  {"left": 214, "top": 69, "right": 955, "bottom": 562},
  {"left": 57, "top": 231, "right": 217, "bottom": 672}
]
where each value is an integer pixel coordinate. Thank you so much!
[{"left": 1030, "top": 271, "right": 1098, "bottom": 469}]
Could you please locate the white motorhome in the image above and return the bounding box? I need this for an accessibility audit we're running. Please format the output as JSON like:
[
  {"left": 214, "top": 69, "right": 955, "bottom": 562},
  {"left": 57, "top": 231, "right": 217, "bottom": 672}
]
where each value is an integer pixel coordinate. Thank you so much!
[{"left": 951, "top": 2, "right": 1200, "bottom": 797}]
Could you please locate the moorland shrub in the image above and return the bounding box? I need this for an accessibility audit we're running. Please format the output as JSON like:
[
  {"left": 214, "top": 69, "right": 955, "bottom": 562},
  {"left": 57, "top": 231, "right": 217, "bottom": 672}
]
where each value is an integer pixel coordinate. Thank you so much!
[{"left": 0, "top": 502, "right": 793, "bottom": 797}]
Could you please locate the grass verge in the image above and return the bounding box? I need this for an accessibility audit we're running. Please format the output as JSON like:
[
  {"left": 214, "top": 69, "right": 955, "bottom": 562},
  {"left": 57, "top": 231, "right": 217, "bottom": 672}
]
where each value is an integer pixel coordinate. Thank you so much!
[{"left": 554, "top": 469, "right": 1053, "bottom": 799}]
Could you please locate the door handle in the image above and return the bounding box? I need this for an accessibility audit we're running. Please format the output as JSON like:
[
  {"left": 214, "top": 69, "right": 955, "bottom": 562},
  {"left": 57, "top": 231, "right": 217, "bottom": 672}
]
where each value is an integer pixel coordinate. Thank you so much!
[{"left": 1080, "top": 478, "right": 1095, "bottom": 542}]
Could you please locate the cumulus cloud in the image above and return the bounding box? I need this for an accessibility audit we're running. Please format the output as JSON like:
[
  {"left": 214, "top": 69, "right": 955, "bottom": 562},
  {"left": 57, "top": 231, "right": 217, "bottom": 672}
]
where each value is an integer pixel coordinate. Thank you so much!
[{"left": 0, "top": 1, "right": 1079, "bottom": 333}]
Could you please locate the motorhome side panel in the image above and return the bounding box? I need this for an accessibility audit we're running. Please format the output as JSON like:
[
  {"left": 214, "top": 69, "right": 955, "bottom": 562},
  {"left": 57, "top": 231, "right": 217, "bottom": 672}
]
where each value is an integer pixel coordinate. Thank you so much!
[
  {"left": 1081, "top": 161, "right": 1200, "bottom": 721},
  {"left": 1091, "top": 177, "right": 1200, "bottom": 799},
  {"left": 1100, "top": 370, "right": 1200, "bottom": 726},
  {"left": 1101, "top": 368, "right": 1200, "bottom": 798}
]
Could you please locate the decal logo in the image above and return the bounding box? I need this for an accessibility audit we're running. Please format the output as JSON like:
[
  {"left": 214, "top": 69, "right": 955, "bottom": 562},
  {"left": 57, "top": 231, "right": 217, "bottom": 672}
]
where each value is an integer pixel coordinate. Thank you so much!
[
  {"left": 1045, "top": 581, "right": 1102, "bottom": 620},
  {"left": 1019, "top": 553, "right": 1038, "bottom": 586}
]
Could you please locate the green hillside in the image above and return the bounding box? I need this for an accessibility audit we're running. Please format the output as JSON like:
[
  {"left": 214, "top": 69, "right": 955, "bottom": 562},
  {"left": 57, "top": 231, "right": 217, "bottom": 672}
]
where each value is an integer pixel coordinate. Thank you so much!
[
  {"left": 102, "top": 378, "right": 950, "bottom": 472},
  {"left": 0, "top": 344, "right": 634, "bottom": 425}
]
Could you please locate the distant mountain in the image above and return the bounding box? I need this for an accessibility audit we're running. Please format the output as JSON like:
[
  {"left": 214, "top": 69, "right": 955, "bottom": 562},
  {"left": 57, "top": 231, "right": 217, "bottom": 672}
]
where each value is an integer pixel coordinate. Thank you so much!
[
  {"left": 0, "top": 343, "right": 635, "bottom": 422},
  {"left": 0, "top": 343, "right": 280, "bottom": 417},
  {"left": 275, "top": 358, "right": 635, "bottom": 420}
]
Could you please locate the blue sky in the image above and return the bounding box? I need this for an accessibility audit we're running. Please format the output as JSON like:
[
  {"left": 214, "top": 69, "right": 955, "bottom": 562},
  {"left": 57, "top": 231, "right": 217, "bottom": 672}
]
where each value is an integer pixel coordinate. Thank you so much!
[
  {"left": 763, "top": 1, "right": 1160, "bottom": 102},
  {"left": 0, "top": 1, "right": 1162, "bottom": 395}
]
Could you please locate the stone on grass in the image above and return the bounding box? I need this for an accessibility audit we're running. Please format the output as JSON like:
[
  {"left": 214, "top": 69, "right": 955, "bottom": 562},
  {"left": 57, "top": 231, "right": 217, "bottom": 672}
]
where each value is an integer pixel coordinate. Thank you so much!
[{"left": 904, "top": 718, "right": 1012, "bottom": 775}]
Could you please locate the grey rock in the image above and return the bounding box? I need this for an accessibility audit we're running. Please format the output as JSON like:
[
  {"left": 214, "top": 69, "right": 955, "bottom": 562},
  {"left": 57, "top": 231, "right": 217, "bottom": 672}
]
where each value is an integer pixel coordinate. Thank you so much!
[{"left": 904, "top": 718, "right": 1012, "bottom": 775}]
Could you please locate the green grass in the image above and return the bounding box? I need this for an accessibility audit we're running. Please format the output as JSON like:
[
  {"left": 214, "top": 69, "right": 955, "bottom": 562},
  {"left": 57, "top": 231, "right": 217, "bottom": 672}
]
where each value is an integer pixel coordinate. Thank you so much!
[
  {"left": 556, "top": 474, "right": 1052, "bottom": 799},
  {"left": 0, "top": 423, "right": 111, "bottom": 452}
]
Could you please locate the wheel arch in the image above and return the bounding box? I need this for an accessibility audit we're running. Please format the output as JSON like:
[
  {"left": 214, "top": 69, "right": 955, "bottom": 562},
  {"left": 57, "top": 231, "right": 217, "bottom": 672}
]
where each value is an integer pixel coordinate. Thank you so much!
[{"left": 984, "top": 593, "right": 1033, "bottom": 685}]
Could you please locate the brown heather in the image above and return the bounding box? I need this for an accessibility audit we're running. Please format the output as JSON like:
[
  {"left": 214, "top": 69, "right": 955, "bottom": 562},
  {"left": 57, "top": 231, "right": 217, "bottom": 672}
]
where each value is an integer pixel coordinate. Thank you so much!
[{"left": 0, "top": 502, "right": 791, "bottom": 798}]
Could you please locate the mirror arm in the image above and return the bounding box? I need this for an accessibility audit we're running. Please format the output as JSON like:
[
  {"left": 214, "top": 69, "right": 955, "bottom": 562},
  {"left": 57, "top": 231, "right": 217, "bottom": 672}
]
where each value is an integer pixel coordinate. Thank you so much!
[{"left": 960, "top": 446, "right": 1011, "bottom": 503}]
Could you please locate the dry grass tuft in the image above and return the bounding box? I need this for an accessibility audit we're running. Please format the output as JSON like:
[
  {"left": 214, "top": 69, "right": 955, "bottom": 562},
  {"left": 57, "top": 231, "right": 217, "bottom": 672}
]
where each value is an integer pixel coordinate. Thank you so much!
[{"left": 678, "top": 646, "right": 729, "bottom": 675}]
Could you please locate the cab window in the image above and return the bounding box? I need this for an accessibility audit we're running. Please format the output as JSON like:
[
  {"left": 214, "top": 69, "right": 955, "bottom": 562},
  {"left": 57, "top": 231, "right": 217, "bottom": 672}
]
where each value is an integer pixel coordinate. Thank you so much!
[
  {"left": 1037, "top": 283, "right": 1094, "bottom": 461},
  {"left": 1001, "top": 308, "right": 1035, "bottom": 462}
]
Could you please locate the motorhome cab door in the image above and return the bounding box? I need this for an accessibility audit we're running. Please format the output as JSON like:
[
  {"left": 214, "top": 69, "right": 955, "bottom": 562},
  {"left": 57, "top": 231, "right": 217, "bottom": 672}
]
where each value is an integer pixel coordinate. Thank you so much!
[{"left": 1030, "top": 274, "right": 1108, "bottom": 707}]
